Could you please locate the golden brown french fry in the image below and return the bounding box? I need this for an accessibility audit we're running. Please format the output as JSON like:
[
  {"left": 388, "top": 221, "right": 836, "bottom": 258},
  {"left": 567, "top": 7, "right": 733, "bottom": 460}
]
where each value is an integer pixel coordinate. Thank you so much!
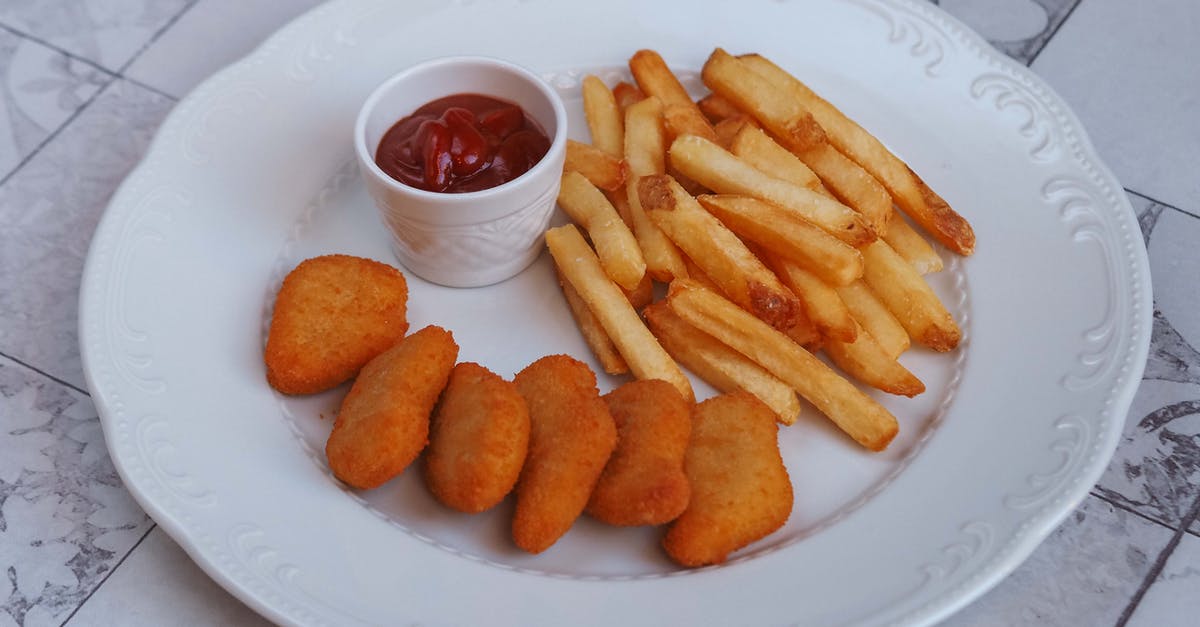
[
  {"left": 666, "top": 280, "right": 898, "bottom": 451},
  {"left": 712, "top": 115, "right": 757, "bottom": 150},
  {"left": 606, "top": 189, "right": 634, "bottom": 229},
  {"left": 668, "top": 134, "right": 874, "bottom": 246},
  {"left": 702, "top": 49, "right": 892, "bottom": 235},
  {"left": 644, "top": 302, "right": 802, "bottom": 424},
  {"left": 884, "top": 214, "right": 944, "bottom": 274},
  {"left": 557, "top": 171, "right": 646, "bottom": 290},
  {"left": 681, "top": 255, "right": 722, "bottom": 292},
  {"left": 835, "top": 280, "right": 910, "bottom": 359},
  {"left": 581, "top": 75, "right": 623, "bottom": 158},
  {"left": 622, "top": 271, "right": 654, "bottom": 310},
  {"left": 639, "top": 175, "right": 803, "bottom": 332},
  {"left": 860, "top": 240, "right": 960, "bottom": 352},
  {"left": 624, "top": 97, "right": 688, "bottom": 282},
  {"left": 825, "top": 320, "right": 924, "bottom": 396},
  {"left": 764, "top": 251, "right": 857, "bottom": 343},
  {"left": 697, "top": 194, "right": 863, "bottom": 287},
  {"left": 546, "top": 225, "right": 694, "bottom": 402},
  {"left": 612, "top": 81, "right": 645, "bottom": 112},
  {"left": 739, "top": 53, "right": 975, "bottom": 256},
  {"left": 697, "top": 93, "right": 742, "bottom": 123},
  {"left": 663, "top": 103, "right": 718, "bottom": 144},
  {"left": 629, "top": 49, "right": 717, "bottom": 142},
  {"left": 564, "top": 140, "right": 627, "bottom": 192},
  {"left": 730, "top": 124, "right": 824, "bottom": 192},
  {"left": 556, "top": 268, "right": 629, "bottom": 375}
]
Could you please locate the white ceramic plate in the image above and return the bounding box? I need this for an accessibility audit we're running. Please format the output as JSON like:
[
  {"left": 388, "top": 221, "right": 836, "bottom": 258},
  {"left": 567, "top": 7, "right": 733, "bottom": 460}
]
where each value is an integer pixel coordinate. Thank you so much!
[{"left": 79, "top": 0, "right": 1151, "bottom": 625}]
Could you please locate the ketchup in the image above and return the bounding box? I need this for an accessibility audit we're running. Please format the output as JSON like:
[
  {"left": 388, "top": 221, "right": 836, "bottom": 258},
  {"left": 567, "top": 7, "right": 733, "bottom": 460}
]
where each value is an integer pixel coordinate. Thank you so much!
[{"left": 374, "top": 94, "right": 551, "bottom": 193}]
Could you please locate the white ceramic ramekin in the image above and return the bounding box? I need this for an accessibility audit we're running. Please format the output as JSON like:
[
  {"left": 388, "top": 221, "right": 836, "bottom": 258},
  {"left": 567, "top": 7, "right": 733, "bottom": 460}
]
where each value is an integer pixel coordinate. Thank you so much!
[{"left": 354, "top": 56, "right": 567, "bottom": 288}]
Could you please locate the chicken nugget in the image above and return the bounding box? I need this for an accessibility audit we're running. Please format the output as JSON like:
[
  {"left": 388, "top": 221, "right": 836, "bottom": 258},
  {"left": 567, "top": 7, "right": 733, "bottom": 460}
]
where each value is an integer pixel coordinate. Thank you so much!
[
  {"left": 424, "top": 362, "right": 530, "bottom": 513},
  {"left": 663, "top": 391, "right": 793, "bottom": 567},
  {"left": 586, "top": 379, "right": 691, "bottom": 526},
  {"left": 512, "top": 355, "right": 617, "bottom": 553},
  {"left": 325, "top": 325, "right": 457, "bottom": 489},
  {"left": 265, "top": 254, "right": 409, "bottom": 395}
]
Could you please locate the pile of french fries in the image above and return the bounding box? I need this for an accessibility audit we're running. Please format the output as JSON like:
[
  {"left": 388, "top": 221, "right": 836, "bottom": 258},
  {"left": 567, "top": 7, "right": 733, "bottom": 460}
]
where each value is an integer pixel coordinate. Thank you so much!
[{"left": 548, "top": 48, "right": 975, "bottom": 452}]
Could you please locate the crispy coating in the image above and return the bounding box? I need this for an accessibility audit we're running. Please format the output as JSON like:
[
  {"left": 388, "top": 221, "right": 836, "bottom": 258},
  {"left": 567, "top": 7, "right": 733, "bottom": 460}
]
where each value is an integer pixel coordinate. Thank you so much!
[
  {"left": 663, "top": 392, "right": 793, "bottom": 567},
  {"left": 512, "top": 355, "right": 617, "bottom": 553},
  {"left": 586, "top": 379, "right": 691, "bottom": 526},
  {"left": 325, "top": 326, "right": 457, "bottom": 490},
  {"left": 424, "top": 363, "right": 530, "bottom": 513},
  {"left": 265, "top": 254, "right": 409, "bottom": 395}
]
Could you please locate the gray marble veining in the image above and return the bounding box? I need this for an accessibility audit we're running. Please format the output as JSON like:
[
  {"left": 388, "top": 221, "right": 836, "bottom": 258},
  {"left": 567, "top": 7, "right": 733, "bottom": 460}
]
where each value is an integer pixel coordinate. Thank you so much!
[{"left": 932, "top": 0, "right": 1083, "bottom": 63}]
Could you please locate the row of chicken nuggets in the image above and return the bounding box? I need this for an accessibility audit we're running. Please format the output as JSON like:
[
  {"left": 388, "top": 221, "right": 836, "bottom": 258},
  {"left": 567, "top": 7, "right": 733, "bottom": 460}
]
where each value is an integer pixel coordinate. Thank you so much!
[{"left": 265, "top": 254, "right": 793, "bottom": 566}]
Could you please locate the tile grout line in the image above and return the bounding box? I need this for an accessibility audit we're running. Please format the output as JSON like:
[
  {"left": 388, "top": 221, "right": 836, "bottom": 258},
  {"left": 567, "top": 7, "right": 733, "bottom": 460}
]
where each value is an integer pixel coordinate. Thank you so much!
[
  {"left": 0, "top": 21, "right": 119, "bottom": 77},
  {"left": 120, "top": 75, "right": 179, "bottom": 103},
  {"left": 1090, "top": 489, "right": 1180, "bottom": 534},
  {"left": 114, "top": 0, "right": 200, "bottom": 75},
  {"left": 1025, "top": 0, "right": 1084, "bottom": 67},
  {"left": 56, "top": 523, "right": 157, "bottom": 627},
  {"left": 1113, "top": 493, "right": 1200, "bottom": 626},
  {"left": 0, "top": 351, "right": 90, "bottom": 397},
  {"left": 1125, "top": 187, "right": 1200, "bottom": 222}
]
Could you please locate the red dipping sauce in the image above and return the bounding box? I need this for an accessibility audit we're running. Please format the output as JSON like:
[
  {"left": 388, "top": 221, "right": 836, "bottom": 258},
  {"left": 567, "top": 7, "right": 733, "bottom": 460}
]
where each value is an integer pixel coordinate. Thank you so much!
[{"left": 374, "top": 94, "right": 551, "bottom": 193}]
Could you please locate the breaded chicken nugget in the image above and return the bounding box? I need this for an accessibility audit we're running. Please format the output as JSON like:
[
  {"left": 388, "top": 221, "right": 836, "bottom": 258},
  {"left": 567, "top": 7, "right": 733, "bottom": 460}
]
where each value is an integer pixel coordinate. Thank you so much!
[
  {"left": 424, "top": 363, "right": 530, "bottom": 513},
  {"left": 586, "top": 379, "right": 691, "bottom": 526},
  {"left": 325, "top": 326, "right": 457, "bottom": 490},
  {"left": 663, "top": 391, "right": 793, "bottom": 567},
  {"left": 512, "top": 355, "right": 617, "bottom": 553},
  {"left": 265, "top": 254, "right": 409, "bottom": 395}
]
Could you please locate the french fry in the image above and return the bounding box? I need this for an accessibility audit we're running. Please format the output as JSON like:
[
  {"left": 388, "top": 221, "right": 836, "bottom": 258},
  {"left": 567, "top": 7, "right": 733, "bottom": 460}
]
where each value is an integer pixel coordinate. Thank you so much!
[
  {"left": 629, "top": 49, "right": 717, "bottom": 142},
  {"left": 624, "top": 97, "right": 688, "bottom": 282},
  {"left": 825, "top": 320, "right": 925, "bottom": 397},
  {"left": 564, "top": 140, "right": 627, "bottom": 192},
  {"left": 860, "top": 240, "right": 961, "bottom": 352},
  {"left": 546, "top": 225, "right": 694, "bottom": 402},
  {"left": 884, "top": 214, "right": 944, "bottom": 274},
  {"left": 644, "top": 302, "right": 802, "bottom": 424},
  {"left": 738, "top": 53, "right": 975, "bottom": 256},
  {"left": 681, "top": 255, "right": 722, "bottom": 292},
  {"left": 712, "top": 115, "right": 757, "bottom": 149},
  {"left": 664, "top": 103, "right": 718, "bottom": 144},
  {"left": 622, "top": 271, "right": 654, "bottom": 310},
  {"left": 557, "top": 171, "right": 646, "bottom": 290},
  {"left": 556, "top": 269, "right": 629, "bottom": 375},
  {"left": 668, "top": 134, "right": 874, "bottom": 246},
  {"left": 698, "top": 93, "right": 742, "bottom": 123},
  {"left": 701, "top": 49, "right": 892, "bottom": 235},
  {"left": 697, "top": 194, "right": 863, "bottom": 287},
  {"left": 581, "top": 75, "right": 623, "bottom": 158},
  {"left": 639, "top": 175, "right": 803, "bottom": 332},
  {"left": 606, "top": 189, "right": 634, "bottom": 228},
  {"left": 612, "top": 81, "right": 645, "bottom": 111},
  {"left": 763, "top": 251, "right": 857, "bottom": 343},
  {"left": 835, "top": 280, "right": 910, "bottom": 359},
  {"left": 729, "top": 124, "right": 824, "bottom": 193},
  {"left": 666, "top": 280, "right": 898, "bottom": 451}
]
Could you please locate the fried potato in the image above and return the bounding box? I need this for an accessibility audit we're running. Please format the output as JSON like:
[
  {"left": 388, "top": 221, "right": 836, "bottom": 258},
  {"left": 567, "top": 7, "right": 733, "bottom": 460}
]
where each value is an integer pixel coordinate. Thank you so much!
[
  {"left": 564, "top": 140, "right": 627, "bottom": 192},
  {"left": 663, "top": 392, "right": 792, "bottom": 567},
  {"left": 622, "top": 270, "right": 655, "bottom": 310},
  {"left": 581, "top": 75, "right": 623, "bottom": 158},
  {"left": 624, "top": 96, "right": 689, "bottom": 282},
  {"left": 763, "top": 251, "right": 857, "bottom": 343},
  {"left": 825, "top": 321, "right": 925, "bottom": 396},
  {"left": 668, "top": 134, "right": 874, "bottom": 246},
  {"left": 325, "top": 325, "right": 457, "bottom": 489},
  {"left": 424, "top": 362, "right": 530, "bottom": 513},
  {"left": 712, "top": 115, "right": 757, "bottom": 149},
  {"left": 645, "top": 302, "right": 802, "bottom": 424},
  {"left": 667, "top": 280, "right": 899, "bottom": 451},
  {"left": 265, "top": 254, "right": 409, "bottom": 395},
  {"left": 546, "top": 224, "right": 694, "bottom": 402},
  {"left": 697, "top": 93, "right": 742, "bottom": 123},
  {"left": 557, "top": 171, "right": 646, "bottom": 290},
  {"left": 884, "top": 214, "right": 944, "bottom": 274},
  {"left": 729, "top": 124, "right": 824, "bottom": 192},
  {"left": 512, "top": 355, "right": 617, "bottom": 553},
  {"left": 556, "top": 269, "right": 628, "bottom": 375},
  {"left": 860, "top": 240, "right": 961, "bottom": 352},
  {"left": 629, "top": 49, "right": 717, "bottom": 142},
  {"left": 697, "top": 194, "right": 863, "bottom": 287},
  {"left": 701, "top": 49, "right": 892, "bottom": 235},
  {"left": 586, "top": 379, "right": 691, "bottom": 526},
  {"left": 639, "top": 175, "right": 803, "bottom": 332},
  {"left": 835, "top": 280, "right": 910, "bottom": 359},
  {"left": 738, "top": 53, "right": 975, "bottom": 255},
  {"left": 612, "top": 81, "right": 645, "bottom": 111}
]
